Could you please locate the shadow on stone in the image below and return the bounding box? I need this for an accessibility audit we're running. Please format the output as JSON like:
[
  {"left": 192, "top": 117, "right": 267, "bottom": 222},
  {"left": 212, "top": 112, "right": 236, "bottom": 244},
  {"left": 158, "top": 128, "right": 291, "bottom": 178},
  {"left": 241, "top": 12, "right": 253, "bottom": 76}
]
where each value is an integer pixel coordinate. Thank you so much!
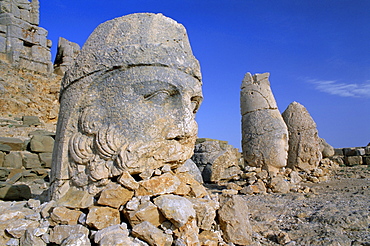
[{"left": 0, "top": 183, "right": 31, "bottom": 200}]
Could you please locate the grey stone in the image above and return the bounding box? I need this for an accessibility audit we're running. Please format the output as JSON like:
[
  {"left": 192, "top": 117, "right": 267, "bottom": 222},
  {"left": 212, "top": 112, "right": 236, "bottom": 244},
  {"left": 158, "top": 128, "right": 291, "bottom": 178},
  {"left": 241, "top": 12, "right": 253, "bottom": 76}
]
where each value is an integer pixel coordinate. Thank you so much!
[
  {"left": 282, "top": 102, "right": 322, "bottom": 172},
  {"left": 334, "top": 148, "right": 343, "bottom": 156},
  {"left": 0, "top": 137, "right": 25, "bottom": 152},
  {"left": 3, "top": 151, "right": 23, "bottom": 168},
  {"left": 49, "top": 224, "right": 90, "bottom": 245},
  {"left": 50, "top": 13, "right": 203, "bottom": 199},
  {"left": 0, "top": 183, "right": 31, "bottom": 200},
  {"left": 0, "top": 151, "right": 5, "bottom": 166},
  {"left": 320, "top": 138, "right": 335, "bottom": 158},
  {"left": 176, "top": 159, "right": 203, "bottom": 184},
  {"left": 154, "top": 194, "right": 196, "bottom": 228},
  {"left": 53, "top": 37, "right": 80, "bottom": 76},
  {"left": 192, "top": 139, "right": 242, "bottom": 182},
  {"left": 38, "top": 152, "right": 52, "bottom": 168},
  {"left": 20, "top": 151, "right": 42, "bottom": 169},
  {"left": 30, "top": 135, "right": 54, "bottom": 153},
  {"left": 344, "top": 156, "right": 363, "bottom": 166},
  {"left": 218, "top": 194, "right": 253, "bottom": 245},
  {"left": 241, "top": 73, "right": 288, "bottom": 175},
  {"left": 22, "top": 115, "right": 40, "bottom": 126}
]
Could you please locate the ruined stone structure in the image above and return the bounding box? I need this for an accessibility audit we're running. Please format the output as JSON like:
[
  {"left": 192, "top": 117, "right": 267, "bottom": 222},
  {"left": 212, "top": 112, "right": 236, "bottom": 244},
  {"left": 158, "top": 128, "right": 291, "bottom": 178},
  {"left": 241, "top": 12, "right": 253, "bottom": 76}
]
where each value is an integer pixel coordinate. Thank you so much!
[
  {"left": 240, "top": 72, "right": 289, "bottom": 175},
  {"left": 53, "top": 37, "right": 80, "bottom": 76},
  {"left": 0, "top": 0, "right": 52, "bottom": 74},
  {"left": 282, "top": 101, "right": 322, "bottom": 172}
]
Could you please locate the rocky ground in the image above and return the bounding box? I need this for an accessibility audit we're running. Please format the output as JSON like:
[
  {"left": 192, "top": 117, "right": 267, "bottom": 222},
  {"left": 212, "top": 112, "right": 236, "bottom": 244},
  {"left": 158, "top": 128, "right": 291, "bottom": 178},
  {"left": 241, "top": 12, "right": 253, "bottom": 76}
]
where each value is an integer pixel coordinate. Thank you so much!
[{"left": 1, "top": 165, "right": 367, "bottom": 245}]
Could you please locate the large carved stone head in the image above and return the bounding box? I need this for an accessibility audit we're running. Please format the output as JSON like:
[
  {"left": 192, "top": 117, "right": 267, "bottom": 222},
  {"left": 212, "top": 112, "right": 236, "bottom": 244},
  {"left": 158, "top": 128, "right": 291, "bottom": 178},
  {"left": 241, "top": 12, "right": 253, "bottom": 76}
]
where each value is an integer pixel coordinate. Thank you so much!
[{"left": 50, "top": 13, "right": 203, "bottom": 199}]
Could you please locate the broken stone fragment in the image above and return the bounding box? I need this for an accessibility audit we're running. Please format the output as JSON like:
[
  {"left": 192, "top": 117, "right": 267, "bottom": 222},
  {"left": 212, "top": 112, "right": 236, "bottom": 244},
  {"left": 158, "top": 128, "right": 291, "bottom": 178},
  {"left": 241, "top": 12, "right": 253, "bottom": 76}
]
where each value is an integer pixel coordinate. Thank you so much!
[
  {"left": 30, "top": 135, "right": 55, "bottom": 153},
  {"left": 0, "top": 137, "right": 25, "bottom": 152},
  {"left": 50, "top": 206, "right": 83, "bottom": 225},
  {"left": 154, "top": 194, "right": 196, "bottom": 228},
  {"left": 117, "top": 171, "right": 139, "bottom": 190},
  {"left": 187, "top": 197, "right": 219, "bottom": 230},
  {"left": 132, "top": 221, "right": 173, "bottom": 246},
  {"left": 49, "top": 224, "right": 90, "bottom": 245},
  {"left": 86, "top": 206, "right": 120, "bottom": 230},
  {"left": 217, "top": 194, "right": 253, "bottom": 245},
  {"left": 268, "top": 176, "right": 290, "bottom": 193},
  {"left": 123, "top": 199, "right": 165, "bottom": 227},
  {"left": 282, "top": 102, "right": 322, "bottom": 172},
  {"left": 136, "top": 173, "right": 181, "bottom": 196},
  {"left": 97, "top": 183, "right": 134, "bottom": 209},
  {"left": 173, "top": 219, "right": 200, "bottom": 246},
  {"left": 93, "top": 223, "right": 130, "bottom": 244},
  {"left": 56, "top": 187, "right": 94, "bottom": 209},
  {"left": 199, "top": 230, "right": 221, "bottom": 246}
]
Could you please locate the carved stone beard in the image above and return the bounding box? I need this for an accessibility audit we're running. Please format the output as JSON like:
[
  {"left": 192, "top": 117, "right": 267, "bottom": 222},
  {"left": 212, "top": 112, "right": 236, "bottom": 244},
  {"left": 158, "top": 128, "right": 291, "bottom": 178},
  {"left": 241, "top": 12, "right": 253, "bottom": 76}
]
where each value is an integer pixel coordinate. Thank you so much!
[{"left": 68, "top": 105, "right": 196, "bottom": 195}]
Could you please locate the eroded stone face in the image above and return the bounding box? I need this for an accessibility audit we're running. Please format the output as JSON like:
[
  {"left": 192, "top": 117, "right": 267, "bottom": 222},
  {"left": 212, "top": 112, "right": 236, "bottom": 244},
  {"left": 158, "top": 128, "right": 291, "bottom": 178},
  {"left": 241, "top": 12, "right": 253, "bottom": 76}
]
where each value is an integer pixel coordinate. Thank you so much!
[
  {"left": 50, "top": 13, "right": 202, "bottom": 199},
  {"left": 240, "top": 72, "right": 288, "bottom": 174}
]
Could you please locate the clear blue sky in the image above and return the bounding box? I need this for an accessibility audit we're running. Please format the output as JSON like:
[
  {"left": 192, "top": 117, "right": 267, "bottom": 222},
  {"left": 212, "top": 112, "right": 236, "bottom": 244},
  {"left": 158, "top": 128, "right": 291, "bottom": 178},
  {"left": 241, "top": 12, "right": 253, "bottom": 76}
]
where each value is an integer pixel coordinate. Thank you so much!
[{"left": 40, "top": 0, "right": 370, "bottom": 149}]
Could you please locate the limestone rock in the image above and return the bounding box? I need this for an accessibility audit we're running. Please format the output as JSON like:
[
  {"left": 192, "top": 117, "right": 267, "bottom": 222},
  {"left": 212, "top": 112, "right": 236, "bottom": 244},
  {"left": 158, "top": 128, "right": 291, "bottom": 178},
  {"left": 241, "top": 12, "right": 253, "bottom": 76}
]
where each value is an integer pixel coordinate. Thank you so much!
[
  {"left": 56, "top": 187, "right": 94, "bottom": 209},
  {"left": 124, "top": 199, "right": 165, "bottom": 227},
  {"left": 269, "top": 176, "right": 290, "bottom": 193},
  {"left": 217, "top": 195, "right": 253, "bottom": 245},
  {"left": 173, "top": 219, "right": 200, "bottom": 246},
  {"left": 117, "top": 171, "right": 139, "bottom": 190},
  {"left": 60, "top": 233, "right": 91, "bottom": 246},
  {"left": 30, "top": 135, "right": 54, "bottom": 153},
  {"left": 53, "top": 37, "right": 81, "bottom": 76},
  {"left": 38, "top": 152, "right": 52, "bottom": 168},
  {"left": 154, "top": 194, "right": 196, "bottom": 228},
  {"left": 49, "top": 224, "right": 90, "bottom": 245},
  {"left": 86, "top": 206, "right": 120, "bottom": 230},
  {"left": 175, "top": 172, "right": 208, "bottom": 198},
  {"left": 19, "top": 228, "right": 46, "bottom": 246},
  {"left": 282, "top": 102, "right": 322, "bottom": 172},
  {"left": 132, "top": 221, "right": 173, "bottom": 246},
  {"left": 240, "top": 73, "right": 288, "bottom": 174},
  {"left": 136, "top": 173, "right": 181, "bottom": 196},
  {"left": 0, "top": 137, "right": 25, "bottom": 152},
  {"left": 22, "top": 116, "right": 41, "bottom": 126},
  {"left": 191, "top": 139, "right": 242, "bottom": 182},
  {"left": 187, "top": 197, "right": 219, "bottom": 230},
  {"left": 20, "top": 151, "right": 42, "bottom": 169},
  {"left": 97, "top": 183, "right": 134, "bottom": 209},
  {"left": 0, "top": 184, "right": 31, "bottom": 200},
  {"left": 198, "top": 230, "right": 220, "bottom": 246},
  {"left": 320, "top": 138, "right": 335, "bottom": 158},
  {"left": 3, "top": 151, "right": 23, "bottom": 168},
  {"left": 94, "top": 223, "right": 129, "bottom": 244},
  {"left": 50, "top": 206, "right": 83, "bottom": 225},
  {"left": 176, "top": 159, "right": 203, "bottom": 184},
  {"left": 50, "top": 13, "right": 202, "bottom": 199}
]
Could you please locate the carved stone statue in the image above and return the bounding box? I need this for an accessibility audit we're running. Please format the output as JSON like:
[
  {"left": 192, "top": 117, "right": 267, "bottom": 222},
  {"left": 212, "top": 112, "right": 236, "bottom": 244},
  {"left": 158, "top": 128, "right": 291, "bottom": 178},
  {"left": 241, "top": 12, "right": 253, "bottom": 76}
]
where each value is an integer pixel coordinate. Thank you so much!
[
  {"left": 50, "top": 13, "right": 203, "bottom": 199},
  {"left": 240, "top": 72, "right": 289, "bottom": 175}
]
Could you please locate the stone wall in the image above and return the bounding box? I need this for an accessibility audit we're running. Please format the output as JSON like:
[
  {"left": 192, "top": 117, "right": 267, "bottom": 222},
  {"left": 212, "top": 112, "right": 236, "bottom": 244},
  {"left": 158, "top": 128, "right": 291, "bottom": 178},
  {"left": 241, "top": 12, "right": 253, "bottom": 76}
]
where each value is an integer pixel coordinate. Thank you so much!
[
  {"left": 332, "top": 144, "right": 370, "bottom": 166},
  {"left": 0, "top": 0, "right": 53, "bottom": 74}
]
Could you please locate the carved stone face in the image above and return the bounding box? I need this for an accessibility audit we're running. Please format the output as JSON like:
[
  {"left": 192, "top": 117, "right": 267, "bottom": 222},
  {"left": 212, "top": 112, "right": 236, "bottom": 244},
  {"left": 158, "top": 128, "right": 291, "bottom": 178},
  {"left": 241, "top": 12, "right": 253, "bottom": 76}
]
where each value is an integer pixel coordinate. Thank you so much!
[{"left": 68, "top": 66, "right": 202, "bottom": 191}]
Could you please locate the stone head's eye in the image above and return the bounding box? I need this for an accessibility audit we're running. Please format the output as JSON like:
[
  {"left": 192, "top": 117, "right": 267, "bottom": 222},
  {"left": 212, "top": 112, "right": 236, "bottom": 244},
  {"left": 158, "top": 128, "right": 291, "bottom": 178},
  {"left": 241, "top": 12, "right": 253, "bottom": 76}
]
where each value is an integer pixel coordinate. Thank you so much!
[
  {"left": 191, "top": 96, "right": 202, "bottom": 113},
  {"left": 144, "top": 90, "right": 171, "bottom": 104}
]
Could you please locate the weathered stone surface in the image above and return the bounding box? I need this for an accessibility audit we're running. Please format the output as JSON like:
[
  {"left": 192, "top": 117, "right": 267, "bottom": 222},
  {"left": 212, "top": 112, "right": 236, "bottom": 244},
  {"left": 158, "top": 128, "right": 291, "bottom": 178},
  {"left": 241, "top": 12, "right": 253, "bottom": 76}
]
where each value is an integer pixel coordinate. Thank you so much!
[
  {"left": 56, "top": 187, "right": 94, "bottom": 209},
  {"left": 19, "top": 227, "right": 46, "bottom": 246},
  {"left": 0, "top": 137, "right": 25, "bottom": 152},
  {"left": 241, "top": 73, "right": 288, "bottom": 174},
  {"left": 173, "top": 219, "right": 200, "bottom": 246},
  {"left": 0, "top": 151, "right": 5, "bottom": 167},
  {"left": 53, "top": 37, "right": 80, "bottom": 76},
  {"left": 176, "top": 159, "right": 203, "bottom": 184},
  {"left": 49, "top": 224, "right": 90, "bottom": 245},
  {"left": 22, "top": 115, "right": 40, "bottom": 126},
  {"left": 132, "top": 221, "right": 173, "bottom": 246},
  {"left": 198, "top": 230, "right": 220, "bottom": 246},
  {"left": 187, "top": 197, "right": 219, "bottom": 230},
  {"left": 117, "top": 171, "right": 139, "bottom": 190},
  {"left": 38, "top": 152, "right": 52, "bottom": 168},
  {"left": 5, "top": 219, "right": 39, "bottom": 238},
  {"left": 269, "top": 176, "right": 290, "bottom": 193},
  {"left": 320, "top": 138, "right": 335, "bottom": 158},
  {"left": 93, "top": 223, "right": 129, "bottom": 244},
  {"left": 282, "top": 102, "right": 322, "bottom": 172},
  {"left": 20, "top": 151, "right": 42, "bottom": 169},
  {"left": 154, "top": 194, "right": 195, "bottom": 228},
  {"left": 50, "top": 13, "right": 202, "bottom": 199},
  {"left": 124, "top": 198, "right": 165, "bottom": 227},
  {"left": 136, "top": 173, "right": 181, "bottom": 196},
  {"left": 192, "top": 139, "right": 242, "bottom": 182},
  {"left": 175, "top": 172, "right": 208, "bottom": 198},
  {"left": 30, "top": 135, "right": 54, "bottom": 153},
  {"left": 97, "top": 183, "right": 134, "bottom": 209},
  {"left": 60, "top": 233, "right": 91, "bottom": 246},
  {"left": 3, "top": 151, "right": 23, "bottom": 168},
  {"left": 345, "top": 156, "right": 363, "bottom": 166},
  {"left": 86, "top": 206, "right": 120, "bottom": 230},
  {"left": 0, "top": 184, "right": 31, "bottom": 200},
  {"left": 218, "top": 195, "right": 253, "bottom": 245},
  {"left": 50, "top": 206, "right": 82, "bottom": 225}
]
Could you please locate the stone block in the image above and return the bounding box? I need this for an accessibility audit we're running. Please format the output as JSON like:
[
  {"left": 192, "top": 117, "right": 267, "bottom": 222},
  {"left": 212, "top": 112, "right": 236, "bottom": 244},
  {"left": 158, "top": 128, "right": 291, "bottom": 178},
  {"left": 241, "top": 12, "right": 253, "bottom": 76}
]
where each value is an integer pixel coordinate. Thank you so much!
[
  {"left": 136, "top": 172, "right": 181, "bottom": 196},
  {"left": 50, "top": 206, "right": 83, "bottom": 225},
  {"left": 38, "top": 152, "right": 52, "bottom": 168},
  {"left": 124, "top": 200, "right": 165, "bottom": 227},
  {"left": 49, "top": 224, "right": 90, "bottom": 245},
  {"left": 20, "top": 151, "right": 41, "bottom": 169},
  {"left": 3, "top": 151, "right": 23, "bottom": 168},
  {"left": 344, "top": 156, "right": 363, "bottom": 166},
  {"left": 0, "top": 183, "right": 31, "bottom": 200},
  {"left": 334, "top": 148, "right": 343, "bottom": 156},
  {"left": 0, "top": 35, "right": 5, "bottom": 53},
  {"left": 31, "top": 45, "right": 51, "bottom": 62},
  {"left": 19, "top": 9, "right": 30, "bottom": 22},
  {"left": 362, "top": 156, "right": 370, "bottom": 165},
  {"left": 30, "top": 135, "right": 54, "bottom": 153},
  {"left": 188, "top": 197, "right": 219, "bottom": 230},
  {"left": 117, "top": 171, "right": 139, "bottom": 190},
  {"left": 365, "top": 146, "right": 370, "bottom": 155},
  {"left": 97, "top": 184, "right": 134, "bottom": 209},
  {"left": 0, "top": 137, "right": 25, "bottom": 152},
  {"left": 86, "top": 206, "right": 120, "bottom": 230},
  {"left": 94, "top": 223, "right": 130, "bottom": 244},
  {"left": 132, "top": 221, "right": 173, "bottom": 246},
  {"left": 56, "top": 187, "right": 94, "bottom": 209},
  {"left": 22, "top": 115, "right": 40, "bottom": 126}
]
